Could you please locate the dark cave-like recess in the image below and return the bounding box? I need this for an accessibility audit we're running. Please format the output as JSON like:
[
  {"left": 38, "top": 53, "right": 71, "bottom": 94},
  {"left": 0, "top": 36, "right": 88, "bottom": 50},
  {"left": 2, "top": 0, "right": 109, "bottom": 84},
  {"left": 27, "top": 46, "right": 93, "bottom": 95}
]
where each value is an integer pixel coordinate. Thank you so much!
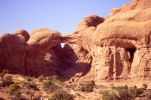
[{"left": 126, "top": 47, "right": 136, "bottom": 62}]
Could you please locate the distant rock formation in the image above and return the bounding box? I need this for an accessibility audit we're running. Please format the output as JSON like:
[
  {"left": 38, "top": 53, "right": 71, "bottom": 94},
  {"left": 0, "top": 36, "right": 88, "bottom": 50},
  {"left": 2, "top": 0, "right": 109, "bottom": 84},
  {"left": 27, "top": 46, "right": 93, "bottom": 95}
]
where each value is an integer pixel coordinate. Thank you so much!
[
  {"left": 0, "top": 28, "right": 62, "bottom": 76},
  {"left": 0, "top": 0, "right": 151, "bottom": 82}
]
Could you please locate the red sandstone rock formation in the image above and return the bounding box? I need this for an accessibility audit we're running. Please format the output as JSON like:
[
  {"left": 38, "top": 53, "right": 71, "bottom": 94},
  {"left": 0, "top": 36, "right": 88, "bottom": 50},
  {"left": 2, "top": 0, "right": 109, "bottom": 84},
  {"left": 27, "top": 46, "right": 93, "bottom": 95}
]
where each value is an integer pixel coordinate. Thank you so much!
[
  {"left": 25, "top": 28, "right": 62, "bottom": 76},
  {"left": 63, "top": 0, "right": 151, "bottom": 81},
  {"left": 0, "top": 28, "right": 62, "bottom": 76},
  {"left": 0, "top": 29, "right": 29, "bottom": 74},
  {"left": 0, "top": 0, "right": 151, "bottom": 82}
]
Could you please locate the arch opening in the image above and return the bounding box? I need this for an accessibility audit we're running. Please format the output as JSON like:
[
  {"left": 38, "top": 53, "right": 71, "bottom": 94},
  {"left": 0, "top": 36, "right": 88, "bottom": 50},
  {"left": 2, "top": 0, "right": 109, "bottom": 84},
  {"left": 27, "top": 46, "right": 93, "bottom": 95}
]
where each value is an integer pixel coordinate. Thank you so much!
[{"left": 126, "top": 47, "right": 136, "bottom": 63}]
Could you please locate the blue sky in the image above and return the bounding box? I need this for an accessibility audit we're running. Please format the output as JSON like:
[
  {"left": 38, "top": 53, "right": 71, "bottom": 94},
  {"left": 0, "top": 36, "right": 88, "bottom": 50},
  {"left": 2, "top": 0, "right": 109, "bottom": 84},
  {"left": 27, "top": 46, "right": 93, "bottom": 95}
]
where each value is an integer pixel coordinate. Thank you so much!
[{"left": 0, "top": 0, "right": 131, "bottom": 34}]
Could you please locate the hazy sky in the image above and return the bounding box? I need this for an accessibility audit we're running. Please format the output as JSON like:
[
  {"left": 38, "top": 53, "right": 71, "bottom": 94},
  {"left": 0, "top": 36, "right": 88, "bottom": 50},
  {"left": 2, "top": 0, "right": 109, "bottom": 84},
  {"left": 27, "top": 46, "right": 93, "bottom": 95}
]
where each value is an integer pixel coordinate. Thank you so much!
[{"left": 0, "top": 0, "right": 131, "bottom": 34}]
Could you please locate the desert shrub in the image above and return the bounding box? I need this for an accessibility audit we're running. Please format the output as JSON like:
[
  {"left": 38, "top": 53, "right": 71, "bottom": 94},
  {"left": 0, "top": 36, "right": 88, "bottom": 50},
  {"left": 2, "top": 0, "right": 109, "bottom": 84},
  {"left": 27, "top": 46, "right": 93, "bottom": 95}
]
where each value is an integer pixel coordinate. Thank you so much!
[
  {"left": 9, "top": 84, "right": 22, "bottom": 100},
  {"left": 9, "top": 84, "right": 21, "bottom": 98},
  {"left": 100, "top": 85, "right": 145, "bottom": 100},
  {"left": 128, "top": 87, "right": 138, "bottom": 98},
  {"left": 38, "top": 75, "right": 45, "bottom": 82},
  {"left": 0, "top": 75, "right": 14, "bottom": 87},
  {"left": 100, "top": 90, "right": 111, "bottom": 100},
  {"left": 48, "top": 91, "right": 74, "bottom": 100},
  {"left": 114, "top": 85, "right": 128, "bottom": 90},
  {"left": 128, "top": 86, "right": 144, "bottom": 97},
  {"left": 78, "top": 80, "right": 95, "bottom": 92},
  {"left": 46, "top": 76, "right": 61, "bottom": 86},
  {"left": 0, "top": 69, "right": 9, "bottom": 77},
  {"left": 114, "top": 85, "right": 144, "bottom": 100},
  {"left": 23, "top": 81, "right": 39, "bottom": 91},
  {"left": 118, "top": 88, "right": 132, "bottom": 100},
  {"left": 100, "top": 90, "right": 120, "bottom": 100},
  {"left": 135, "top": 88, "right": 144, "bottom": 95},
  {"left": 42, "top": 79, "right": 59, "bottom": 92},
  {"left": 110, "top": 92, "right": 120, "bottom": 100},
  {"left": 143, "top": 83, "right": 148, "bottom": 90},
  {"left": 42, "top": 76, "right": 62, "bottom": 92}
]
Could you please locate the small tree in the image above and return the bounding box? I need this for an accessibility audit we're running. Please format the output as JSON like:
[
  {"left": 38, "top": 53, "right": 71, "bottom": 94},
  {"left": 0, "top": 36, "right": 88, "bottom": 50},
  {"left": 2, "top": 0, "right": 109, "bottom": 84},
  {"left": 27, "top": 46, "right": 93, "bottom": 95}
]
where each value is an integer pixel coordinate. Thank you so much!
[
  {"left": 78, "top": 80, "right": 95, "bottom": 92},
  {"left": 48, "top": 91, "right": 74, "bottom": 100},
  {"left": 100, "top": 90, "right": 111, "bottom": 100},
  {"left": 9, "top": 84, "right": 21, "bottom": 99},
  {"left": 23, "top": 81, "right": 39, "bottom": 91},
  {"left": 0, "top": 75, "right": 14, "bottom": 87},
  {"left": 42, "top": 76, "right": 62, "bottom": 92},
  {"left": 118, "top": 88, "right": 132, "bottom": 100}
]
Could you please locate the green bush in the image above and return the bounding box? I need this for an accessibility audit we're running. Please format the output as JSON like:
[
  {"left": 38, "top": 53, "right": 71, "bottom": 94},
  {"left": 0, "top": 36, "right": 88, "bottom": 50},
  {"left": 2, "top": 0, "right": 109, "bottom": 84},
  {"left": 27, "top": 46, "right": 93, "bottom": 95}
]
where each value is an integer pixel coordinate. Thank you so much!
[
  {"left": 48, "top": 91, "right": 74, "bottom": 100},
  {"left": 23, "top": 81, "right": 39, "bottom": 91},
  {"left": 110, "top": 93, "right": 120, "bottom": 100},
  {"left": 0, "top": 70, "right": 9, "bottom": 77},
  {"left": 100, "top": 90, "right": 120, "bottom": 100},
  {"left": 78, "top": 80, "right": 95, "bottom": 92},
  {"left": 46, "top": 76, "right": 61, "bottom": 86},
  {"left": 128, "top": 87, "right": 138, "bottom": 98},
  {"left": 118, "top": 88, "right": 132, "bottom": 100},
  {"left": 100, "top": 85, "right": 145, "bottom": 100},
  {"left": 42, "top": 80, "right": 60, "bottom": 92},
  {"left": 135, "top": 88, "right": 144, "bottom": 96},
  {"left": 42, "top": 76, "right": 62, "bottom": 92},
  {"left": 113, "top": 85, "right": 144, "bottom": 100},
  {"left": 100, "top": 90, "right": 111, "bottom": 100},
  {"left": 0, "top": 75, "right": 14, "bottom": 87},
  {"left": 114, "top": 85, "right": 128, "bottom": 90},
  {"left": 9, "top": 84, "right": 21, "bottom": 98}
]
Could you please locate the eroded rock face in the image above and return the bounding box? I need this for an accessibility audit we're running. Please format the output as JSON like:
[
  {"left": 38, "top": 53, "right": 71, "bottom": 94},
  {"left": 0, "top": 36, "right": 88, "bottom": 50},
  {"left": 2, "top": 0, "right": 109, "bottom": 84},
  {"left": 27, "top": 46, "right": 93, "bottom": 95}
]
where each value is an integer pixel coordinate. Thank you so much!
[
  {"left": 0, "top": 30, "right": 28, "bottom": 74},
  {"left": 63, "top": 0, "right": 151, "bottom": 81},
  {"left": 0, "top": 0, "right": 151, "bottom": 81},
  {"left": 25, "top": 28, "right": 61, "bottom": 76},
  {"left": 0, "top": 28, "right": 62, "bottom": 76}
]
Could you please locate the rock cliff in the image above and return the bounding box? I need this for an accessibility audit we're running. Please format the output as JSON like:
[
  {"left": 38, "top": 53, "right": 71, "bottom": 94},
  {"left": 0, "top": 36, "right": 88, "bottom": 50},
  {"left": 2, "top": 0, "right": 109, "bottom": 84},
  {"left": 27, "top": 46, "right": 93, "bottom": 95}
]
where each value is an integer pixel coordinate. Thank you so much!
[
  {"left": 63, "top": 0, "right": 151, "bottom": 81},
  {"left": 0, "top": 0, "right": 151, "bottom": 82}
]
